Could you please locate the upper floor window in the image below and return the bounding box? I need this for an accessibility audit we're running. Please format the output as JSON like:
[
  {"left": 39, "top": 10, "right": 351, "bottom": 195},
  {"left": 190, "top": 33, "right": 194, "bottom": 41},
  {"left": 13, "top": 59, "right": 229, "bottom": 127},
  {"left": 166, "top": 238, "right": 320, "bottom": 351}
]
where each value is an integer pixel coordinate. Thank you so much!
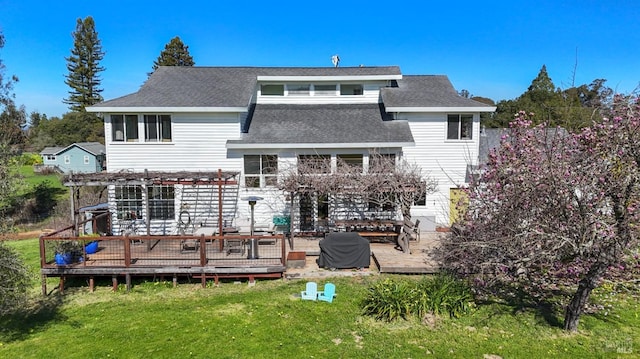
[
  {"left": 447, "top": 114, "right": 473, "bottom": 140},
  {"left": 83, "top": 155, "right": 90, "bottom": 164},
  {"left": 244, "top": 155, "right": 278, "bottom": 188},
  {"left": 287, "top": 84, "right": 310, "bottom": 96},
  {"left": 46, "top": 155, "right": 56, "bottom": 161},
  {"left": 313, "top": 84, "right": 337, "bottom": 96},
  {"left": 144, "top": 115, "right": 172, "bottom": 142},
  {"left": 64, "top": 155, "right": 71, "bottom": 164},
  {"left": 111, "top": 114, "right": 138, "bottom": 142},
  {"left": 340, "top": 84, "right": 363, "bottom": 96},
  {"left": 261, "top": 84, "right": 284, "bottom": 96}
]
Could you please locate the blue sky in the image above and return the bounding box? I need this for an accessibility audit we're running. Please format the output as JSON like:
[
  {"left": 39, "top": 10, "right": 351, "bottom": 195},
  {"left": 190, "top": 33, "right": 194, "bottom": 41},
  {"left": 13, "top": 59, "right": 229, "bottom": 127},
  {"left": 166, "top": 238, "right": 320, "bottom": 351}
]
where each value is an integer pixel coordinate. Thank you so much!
[{"left": 1, "top": 0, "right": 639, "bottom": 118}]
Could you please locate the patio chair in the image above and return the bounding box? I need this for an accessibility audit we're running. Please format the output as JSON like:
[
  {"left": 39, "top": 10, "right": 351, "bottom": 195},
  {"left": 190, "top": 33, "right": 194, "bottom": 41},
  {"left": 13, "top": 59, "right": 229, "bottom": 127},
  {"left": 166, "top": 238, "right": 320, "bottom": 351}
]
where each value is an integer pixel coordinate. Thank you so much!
[
  {"left": 301, "top": 281, "right": 318, "bottom": 300},
  {"left": 318, "top": 282, "right": 336, "bottom": 303}
]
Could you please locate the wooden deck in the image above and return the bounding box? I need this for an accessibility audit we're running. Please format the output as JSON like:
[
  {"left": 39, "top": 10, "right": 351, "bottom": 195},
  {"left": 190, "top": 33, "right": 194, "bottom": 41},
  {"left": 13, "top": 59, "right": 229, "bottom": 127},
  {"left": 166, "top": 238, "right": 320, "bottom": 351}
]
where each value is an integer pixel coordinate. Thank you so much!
[{"left": 285, "top": 231, "right": 442, "bottom": 278}]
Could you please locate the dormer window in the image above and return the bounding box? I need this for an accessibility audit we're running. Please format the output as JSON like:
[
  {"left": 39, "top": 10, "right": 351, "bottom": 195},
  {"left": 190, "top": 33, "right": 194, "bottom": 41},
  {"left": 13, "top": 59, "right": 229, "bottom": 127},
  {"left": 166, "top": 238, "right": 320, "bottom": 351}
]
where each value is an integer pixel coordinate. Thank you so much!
[
  {"left": 340, "top": 84, "right": 363, "bottom": 95},
  {"left": 261, "top": 84, "right": 284, "bottom": 96},
  {"left": 314, "top": 84, "right": 337, "bottom": 96},
  {"left": 287, "top": 84, "right": 310, "bottom": 96}
]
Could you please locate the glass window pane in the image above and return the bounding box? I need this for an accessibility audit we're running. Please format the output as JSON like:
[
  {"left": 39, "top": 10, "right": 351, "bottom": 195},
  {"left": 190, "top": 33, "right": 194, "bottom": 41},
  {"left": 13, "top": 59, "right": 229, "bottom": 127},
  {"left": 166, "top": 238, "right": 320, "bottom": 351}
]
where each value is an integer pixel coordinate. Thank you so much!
[
  {"left": 340, "top": 84, "right": 363, "bottom": 95},
  {"left": 447, "top": 115, "right": 459, "bottom": 140},
  {"left": 144, "top": 115, "right": 158, "bottom": 141},
  {"left": 112, "top": 115, "right": 124, "bottom": 141},
  {"left": 287, "top": 84, "right": 310, "bottom": 96},
  {"left": 244, "top": 155, "right": 261, "bottom": 174},
  {"left": 160, "top": 115, "right": 172, "bottom": 141},
  {"left": 261, "top": 84, "right": 284, "bottom": 96},
  {"left": 125, "top": 115, "right": 138, "bottom": 141},
  {"left": 262, "top": 155, "right": 278, "bottom": 174},
  {"left": 314, "top": 84, "right": 336, "bottom": 95},
  {"left": 461, "top": 115, "right": 473, "bottom": 139}
]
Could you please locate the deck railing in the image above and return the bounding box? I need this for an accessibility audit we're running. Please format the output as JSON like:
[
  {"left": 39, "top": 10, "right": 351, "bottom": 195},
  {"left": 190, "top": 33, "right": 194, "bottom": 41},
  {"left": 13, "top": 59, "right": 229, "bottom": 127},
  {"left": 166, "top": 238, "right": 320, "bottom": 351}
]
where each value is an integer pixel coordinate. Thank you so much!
[{"left": 41, "top": 232, "right": 286, "bottom": 269}]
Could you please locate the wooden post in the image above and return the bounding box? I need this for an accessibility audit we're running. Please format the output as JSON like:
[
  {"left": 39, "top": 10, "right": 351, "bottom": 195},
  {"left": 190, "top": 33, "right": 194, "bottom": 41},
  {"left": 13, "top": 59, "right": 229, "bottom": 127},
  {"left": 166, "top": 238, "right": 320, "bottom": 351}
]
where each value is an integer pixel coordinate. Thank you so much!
[
  {"left": 89, "top": 277, "right": 95, "bottom": 292},
  {"left": 112, "top": 275, "right": 118, "bottom": 291},
  {"left": 199, "top": 237, "right": 206, "bottom": 266},
  {"left": 173, "top": 274, "right": 178, "bottom": 288},
  {"left": 59, "top": 276, "right": 65, "bottom": 294},
  {"left": 125, "top": 274, "right": 131, "bottom": 292},
  {"left": 124, "top": 237, "right": 131, "bottom": 266},
  {"left": 218, "top": 168, "right": 223, "bottom": 237},
  {"left": 41, "top": 274, "right": 47, "bottom": 296}
]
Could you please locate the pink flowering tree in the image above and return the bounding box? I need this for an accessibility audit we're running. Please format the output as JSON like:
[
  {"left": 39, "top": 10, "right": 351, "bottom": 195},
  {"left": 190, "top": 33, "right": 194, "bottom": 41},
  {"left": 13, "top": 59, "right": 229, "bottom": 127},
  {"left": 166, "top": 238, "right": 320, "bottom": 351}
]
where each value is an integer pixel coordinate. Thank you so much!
[{"left": 442, "top": 96, "right": 640, "bottom": 331}]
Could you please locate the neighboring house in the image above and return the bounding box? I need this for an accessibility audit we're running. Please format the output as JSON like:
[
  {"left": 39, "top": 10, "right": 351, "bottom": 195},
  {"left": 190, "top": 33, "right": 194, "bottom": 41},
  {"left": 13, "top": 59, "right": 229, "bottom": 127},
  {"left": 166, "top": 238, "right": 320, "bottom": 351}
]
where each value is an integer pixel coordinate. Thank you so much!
[
  {"left": 87, "top": 66, "right": 495, "bottom": 234},
  {"left": 39, "top": 142, "right": 106, "bottom": 174}
]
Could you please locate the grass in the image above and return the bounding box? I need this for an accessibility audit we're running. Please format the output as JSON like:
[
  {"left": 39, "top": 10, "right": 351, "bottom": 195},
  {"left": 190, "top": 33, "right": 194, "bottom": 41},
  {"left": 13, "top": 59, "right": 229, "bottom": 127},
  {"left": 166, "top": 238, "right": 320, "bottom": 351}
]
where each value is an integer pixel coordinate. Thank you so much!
[
  {"left": 1, "top": 238, "right": 639, "bottom": 358},
  {"left": 17, "top": 165, "right": 67, "bottom": 199}
]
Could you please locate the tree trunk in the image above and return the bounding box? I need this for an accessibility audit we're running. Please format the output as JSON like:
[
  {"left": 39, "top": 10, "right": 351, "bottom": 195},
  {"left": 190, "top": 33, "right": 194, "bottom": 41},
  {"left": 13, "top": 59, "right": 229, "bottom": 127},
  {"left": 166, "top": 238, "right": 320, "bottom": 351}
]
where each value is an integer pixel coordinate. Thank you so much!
[{"left": 563, "top": 263, "right": 606, "bottom": 331}]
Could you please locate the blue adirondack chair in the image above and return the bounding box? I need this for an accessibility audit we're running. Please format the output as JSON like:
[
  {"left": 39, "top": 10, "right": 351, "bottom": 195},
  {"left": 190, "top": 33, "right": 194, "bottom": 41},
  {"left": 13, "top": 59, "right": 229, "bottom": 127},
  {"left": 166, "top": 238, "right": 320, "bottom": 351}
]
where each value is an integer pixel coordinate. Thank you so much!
[
  {"left": 301, "top": 281, "right": 318, "bottom": 300},
  {"left": 318, "top": 282, "right": 336, "bottom": 303}
]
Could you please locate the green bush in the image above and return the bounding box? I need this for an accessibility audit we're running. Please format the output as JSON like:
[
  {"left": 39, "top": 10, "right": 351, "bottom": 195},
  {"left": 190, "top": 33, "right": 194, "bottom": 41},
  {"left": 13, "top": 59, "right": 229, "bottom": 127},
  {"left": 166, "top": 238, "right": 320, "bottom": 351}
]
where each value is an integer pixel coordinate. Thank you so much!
[
  {"left": 17, "top": 152, "right": 42, "bottom": 166},
  {"left": 362, "top": 278, "right": 415, "bottom": 321},
  {"left": 414, "top": 273, "right": 474, "bottom": 318},
  {"left": 362, "top": 274, "right": 474, "bottom": 322}
]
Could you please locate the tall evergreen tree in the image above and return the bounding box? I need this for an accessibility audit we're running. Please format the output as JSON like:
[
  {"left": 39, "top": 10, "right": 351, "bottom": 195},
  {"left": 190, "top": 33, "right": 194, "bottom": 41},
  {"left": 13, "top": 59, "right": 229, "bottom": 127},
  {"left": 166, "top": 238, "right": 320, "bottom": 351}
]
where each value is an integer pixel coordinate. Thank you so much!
[
  {"left": 151, "top": 36, "right": 195, "bottom": 74},
  {"left": 64, "top": 16, "right": 105, "bottom": 112}
]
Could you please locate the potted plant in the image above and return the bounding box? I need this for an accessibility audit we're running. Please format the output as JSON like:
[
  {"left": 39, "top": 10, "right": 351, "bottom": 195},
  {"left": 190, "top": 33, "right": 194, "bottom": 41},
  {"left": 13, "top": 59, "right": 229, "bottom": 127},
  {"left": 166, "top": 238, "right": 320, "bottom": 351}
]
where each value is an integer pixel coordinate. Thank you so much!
[{"left": 53, "top": 240, "right": 83, "bottom": 265}]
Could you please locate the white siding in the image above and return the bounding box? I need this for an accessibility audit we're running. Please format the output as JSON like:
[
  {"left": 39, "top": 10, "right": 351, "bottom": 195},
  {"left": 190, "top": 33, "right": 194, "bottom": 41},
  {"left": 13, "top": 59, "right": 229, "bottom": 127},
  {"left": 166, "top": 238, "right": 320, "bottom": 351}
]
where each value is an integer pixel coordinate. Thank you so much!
[
  {"left": 400, "top": 112, "right": 481, "bottom": 225},
  {"left": 105, "top": 113, "right": 243, "bottom": 172}
]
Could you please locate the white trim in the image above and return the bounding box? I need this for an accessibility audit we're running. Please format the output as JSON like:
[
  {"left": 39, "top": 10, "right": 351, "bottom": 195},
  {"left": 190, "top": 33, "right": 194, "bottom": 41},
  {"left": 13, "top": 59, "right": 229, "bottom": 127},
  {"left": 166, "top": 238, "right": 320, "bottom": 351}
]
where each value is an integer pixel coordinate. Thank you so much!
[
  {"left": 386, "top": 106, "right": 497, "bottom": 113},
  {"left": 87, "top": 106, "right": 247, "bottom": 113},
  {"left": 257, "top": 75, "right": 402, "bottom": 81},
  {"left": 226, "top": 141, "right": 414, "bottom": 149}
]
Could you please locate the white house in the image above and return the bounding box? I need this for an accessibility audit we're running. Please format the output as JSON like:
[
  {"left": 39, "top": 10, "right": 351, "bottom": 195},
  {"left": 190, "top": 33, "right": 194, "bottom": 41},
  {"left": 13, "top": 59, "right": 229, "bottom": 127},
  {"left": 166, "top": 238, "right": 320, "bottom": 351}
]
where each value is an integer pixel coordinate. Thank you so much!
[{"left": 87, "top": 66, "right": 495, "bottom": 235}]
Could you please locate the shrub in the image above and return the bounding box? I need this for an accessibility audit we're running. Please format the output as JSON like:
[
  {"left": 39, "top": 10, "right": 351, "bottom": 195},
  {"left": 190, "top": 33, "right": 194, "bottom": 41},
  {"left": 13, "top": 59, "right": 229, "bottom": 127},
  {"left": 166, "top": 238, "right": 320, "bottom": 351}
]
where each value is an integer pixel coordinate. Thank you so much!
[
  {"left": 414, "top": 273, "right": 474, "bottom": 318},
  {"left": 362, "top": 278, "right": 415, "bottom": 321},
  {"left": 362, "top": 274, "right": 474, "bottom": 322}
]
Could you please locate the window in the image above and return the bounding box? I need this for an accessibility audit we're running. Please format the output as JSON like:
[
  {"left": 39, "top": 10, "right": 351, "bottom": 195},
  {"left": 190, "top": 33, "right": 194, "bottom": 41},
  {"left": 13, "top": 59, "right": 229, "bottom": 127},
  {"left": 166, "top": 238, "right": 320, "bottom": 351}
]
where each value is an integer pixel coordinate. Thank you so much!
[
  {"left": 261, "top": 84, "right": 284, "bottom": 96},
  {"left": 111, "top": 114, "right": 138, "bottom": 142},
  {"left": 413, "top": 181, "right": 428, "bottom": 206},
  {"left": 337, "top": 154, "right": 363, "bottom": 172},
  {"left": 144, "top": 115, "right": 172, "bottom": 142},
  {"left": 115, "top": 185, "right": 143, "bottom": 220},
  {"left": 287, "top": 84, "right": 310, "bottom": 96},
  {"left": 314, "top": 84, "right": 336, "bottom": 96},
  {"left": 64, "top": 155, "right": 70, "bottom": 164},
  {"left": 46, "top": 155, "right": 56, "bottom": 161},
  {"left": 340, "top": 84, "right": 363, "bottom": 95},
  {"left": 447, "top": 114, "right": 473, "bottom": 140},
  {"left": 83, "top": 155, "right": 90, "bottom": 164},
  {"left": 244, "top": 155, "right": 278, "bottom": 188},
  {"left": 148, "top": 185, "right": 175, "bottom": 220},
  {"left": 298, "top": 154, "right": 331, "bottom": 174},
  {"left": 369, "top": 154, "right": 396, "bottom": 173}
]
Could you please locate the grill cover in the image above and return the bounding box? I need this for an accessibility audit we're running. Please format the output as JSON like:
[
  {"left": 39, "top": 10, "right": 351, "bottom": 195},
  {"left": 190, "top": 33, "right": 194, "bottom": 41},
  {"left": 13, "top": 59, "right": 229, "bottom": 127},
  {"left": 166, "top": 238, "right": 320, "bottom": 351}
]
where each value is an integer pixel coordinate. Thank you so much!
[{"left": 316, "top": 232, "right": 370, "bottom": 269}]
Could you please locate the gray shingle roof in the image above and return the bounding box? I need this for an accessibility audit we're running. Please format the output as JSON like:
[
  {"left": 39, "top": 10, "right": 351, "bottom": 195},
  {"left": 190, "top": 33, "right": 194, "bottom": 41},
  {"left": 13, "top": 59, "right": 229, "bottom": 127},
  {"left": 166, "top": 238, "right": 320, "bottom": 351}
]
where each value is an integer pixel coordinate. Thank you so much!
[
  {"left": 227, "top": 104, "right": 414, "bottom": 146},
  {"left": 381, "top": 75, "right": 495, "bottom": 109},
  {"left": 94, "top": 66, "right": 401, "bottom": 108},
  {"left": 40, "top": 146, "right": 64, "bottom": 155}
]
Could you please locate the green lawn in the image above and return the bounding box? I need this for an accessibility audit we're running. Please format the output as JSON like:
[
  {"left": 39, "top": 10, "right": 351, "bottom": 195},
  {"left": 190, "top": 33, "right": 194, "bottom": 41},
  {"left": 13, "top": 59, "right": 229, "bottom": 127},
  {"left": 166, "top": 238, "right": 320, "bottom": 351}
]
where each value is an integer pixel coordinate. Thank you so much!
[
  {"left": 1, "top": 238, "right": 639, "bottom": 358},
  {"left": 17, "top": 165, "right": 67, "bottom": 198}
]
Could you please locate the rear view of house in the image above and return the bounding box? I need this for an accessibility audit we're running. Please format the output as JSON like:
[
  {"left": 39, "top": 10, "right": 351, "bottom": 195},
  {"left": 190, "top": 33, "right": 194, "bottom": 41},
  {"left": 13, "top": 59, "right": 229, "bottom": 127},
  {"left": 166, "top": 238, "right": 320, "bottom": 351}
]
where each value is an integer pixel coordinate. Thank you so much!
[{"left": 86, "top": 66, "right": 494, "bottom": 236}]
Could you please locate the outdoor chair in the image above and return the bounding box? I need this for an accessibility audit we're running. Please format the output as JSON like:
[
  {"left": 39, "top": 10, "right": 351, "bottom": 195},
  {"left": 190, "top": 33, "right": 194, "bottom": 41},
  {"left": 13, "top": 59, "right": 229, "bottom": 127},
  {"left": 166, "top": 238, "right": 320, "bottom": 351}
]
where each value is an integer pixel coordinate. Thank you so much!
[
  {"left": 301, "top": 281, "right": 318, "bottom": 300},
  {"left": 412, "top": 219, "right": 421, "bottom": 242},
  {"left": 317, "top": 282, "right": 336, "bottom": 303}
]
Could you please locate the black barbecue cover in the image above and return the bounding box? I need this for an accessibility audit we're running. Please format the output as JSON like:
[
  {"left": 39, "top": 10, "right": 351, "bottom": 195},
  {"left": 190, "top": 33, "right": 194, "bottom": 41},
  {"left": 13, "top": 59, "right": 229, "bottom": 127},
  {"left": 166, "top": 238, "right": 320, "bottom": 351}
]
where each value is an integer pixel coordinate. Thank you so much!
[{"left": 317, "top": 232, "right": 370, "bottom": 269}]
